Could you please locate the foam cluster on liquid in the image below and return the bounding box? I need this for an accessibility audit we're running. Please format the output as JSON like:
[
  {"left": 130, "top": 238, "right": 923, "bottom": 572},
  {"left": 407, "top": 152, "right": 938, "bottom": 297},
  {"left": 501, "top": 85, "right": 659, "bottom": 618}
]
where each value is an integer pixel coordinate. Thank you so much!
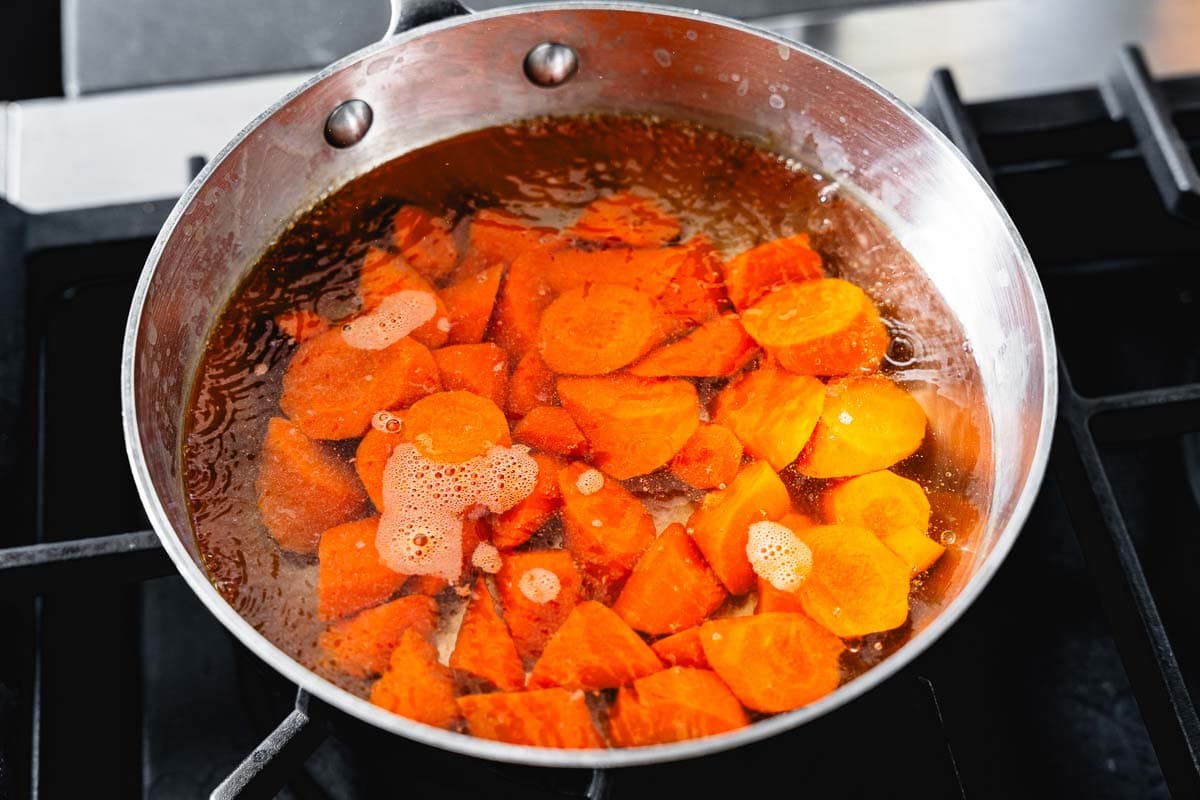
[
  {"left": 376, "top": 443, "right": 538, "bottom": 580},
  {"left": 746, "top": 521, "right": 813, "bottom": 592},
  {"left": 470, "top": 542, "right": 502, "bottom": 574},
  {"left": 575, "top": 468, "right": 604, "bottom": 496},
  {"left": 341, "top": 290, "right": 437, "bottom": 350},
  {"left": 518, "top": 567, "right": 561, "bottom": 604}
]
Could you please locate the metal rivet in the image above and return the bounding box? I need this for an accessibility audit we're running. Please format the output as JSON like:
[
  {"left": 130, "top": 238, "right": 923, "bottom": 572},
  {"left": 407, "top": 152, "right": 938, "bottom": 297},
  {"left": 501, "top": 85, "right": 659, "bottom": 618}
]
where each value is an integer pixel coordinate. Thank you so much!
[
  {"left": 523, "top": 42, "right": 579, "bottom": 88},
  {"left": 324, "top": 99, "right": 373, "bottom": 148}
]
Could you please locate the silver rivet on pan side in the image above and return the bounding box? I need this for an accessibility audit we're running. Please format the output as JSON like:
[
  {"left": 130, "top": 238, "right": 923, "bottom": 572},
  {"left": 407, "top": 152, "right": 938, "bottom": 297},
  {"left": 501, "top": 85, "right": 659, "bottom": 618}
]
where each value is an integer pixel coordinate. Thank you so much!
[
  {"left": 324, "top": 99, "right": 374, "bottom": 148},
  {"left": 524, "top": 42, "right": 579, "bottom": 88}
]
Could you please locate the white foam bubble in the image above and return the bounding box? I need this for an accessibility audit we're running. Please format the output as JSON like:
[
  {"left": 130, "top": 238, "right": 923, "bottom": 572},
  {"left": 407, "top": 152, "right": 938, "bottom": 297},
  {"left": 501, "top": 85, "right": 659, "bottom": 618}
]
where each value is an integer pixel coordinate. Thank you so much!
[
  {"left": 746, "top": 521, "right": 813, "bottom": 592},
  {"left": 575, "top": 468, "right": 604, "bottom": 496},
  {"left": 341, "top": 290, "right": 437, "bottom": 350},
  {"left": 371, "top": 410, "right": 403, "bottom": 434},
  {"left": 471, "top": 542, "right": 502, "bottom": 574},
  {"left": 518, "top": 567, "right": 561, "bottom": 604}
]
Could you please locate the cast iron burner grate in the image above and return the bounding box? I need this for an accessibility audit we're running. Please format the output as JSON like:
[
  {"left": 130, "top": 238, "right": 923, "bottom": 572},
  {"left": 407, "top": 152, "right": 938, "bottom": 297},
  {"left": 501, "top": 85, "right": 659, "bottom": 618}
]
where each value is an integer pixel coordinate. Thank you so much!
[{"left": 2, "top": 44, "right": 1199, "bottom": 799}]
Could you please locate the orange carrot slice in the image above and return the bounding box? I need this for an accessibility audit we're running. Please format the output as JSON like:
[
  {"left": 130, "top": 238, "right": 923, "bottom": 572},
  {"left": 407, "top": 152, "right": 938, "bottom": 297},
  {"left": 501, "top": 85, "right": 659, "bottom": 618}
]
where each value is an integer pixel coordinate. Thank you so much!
[
  {"left": 823, "top": 470, "right": 944, "bottom": 574},
  {"left": 876, "top": 527, "right": 945, "bottom": 576},
  {"left": 796, "top": 524, "right": 911, "bottom": 637},
  {"left": 491, "top": 246, "right": 555, "bottom": 358},
  {"left": 612, "top": 523, "right": 726, "bottom": 634},
  {"left": 627, "top": 314, "right": 756, "bottom": 378},
  {"left": 668, "top": 423, "right": 743, "bottom": 490},
  {"left": 609, "top": 666, "right": 749, "bottom": 746},
  {"left": 537, "top": 284, "right": 664, "bottom": 375},
  {"left": 256, "top": 417, "right": 367, "bottom": 553},
  {"left": 450, "top": 579, "right": 526, "bottom": 691},
  {"left": 357, "top": 247, "right": 451, "bottom": 349},
  {"left": 540, "top": 245, "right": 688, "bottom": 298},
  {"left": 755, "top": 577, "right": 807, "bottom": 614},
  {"left": 528, "top": 601, "right": 663, "bottom": 689},
  {"left": 316, "top": 516, "right": 406, "bottom": 620},
  {"left": 651, "top": 627, "right": 710, "bottom": 668},
  {"left": 392, "top": 205, "right": 459, "bottom": 283},
  {"left": 712, "top": 363, "right": 825, "bottom": 470},
  {"left": 355, "top": 424, "right": 402, "bottom": 510},
  {"left": 507, "top": 350, "right": 557, "bottom": 417},
  {"left": 557, "top": 375, "right": 699, "bottom": 479},
  {"left": 496, "top": 550, "right": 582, "bottom": 663},
  {"left": 274, "top": 309, "right": 329, "bottom": 343},
  {"left": 688, "top": 460, "right": 791, "bottom": 595},
  {"left": 369, "top": 627, "right": 459, "bottom": 728},
  {"left": 441, "top": 263, "right": 503, "bottom": 344},
  {"left": 797, "top": 376, "right": 927, "bottom": 478},
  {"left": 406, "top": 574, "right": 450, "bottom": 597},
  {"left": 723, "top": 234, "right": 824, "bottom": 309},
  {"left": 513, "top": 406, "right": 589, "bottom": 458},
  {"left": 566, "top": 191, "right": 681, "bottom": 248},
  {"left": 464, "top": 209, "right": 554, "bottom": 270},
  {"left": 700, "top": 612, "right": 843, "bottom": 712},
  {"left": 457, "top": 688, "right": 602, "bottom": 748},
  {"left": 558, "top": 462, "right": 656, "bottom": 584},
  {"left": 319, "top": 595, "right": 436, "bottom": 678},
  {"left": 491, "top": 452, "right": 564, "bottom": 549},
  {"left": 400, "top": 390, "right": 511, "bottom": 464},
  {"left": 432, "top": 343, "right": 509, "bottom": 409},
  {"left": 657, "top": 235, "right": 729, "bottom": 330}
]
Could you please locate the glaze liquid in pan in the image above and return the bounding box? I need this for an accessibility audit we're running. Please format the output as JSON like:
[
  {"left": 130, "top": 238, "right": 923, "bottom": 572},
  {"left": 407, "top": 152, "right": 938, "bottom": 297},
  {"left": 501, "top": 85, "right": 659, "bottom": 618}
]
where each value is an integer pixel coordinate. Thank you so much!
[{"left": 183, "top": 115, "right": 991, "bottom": 725}]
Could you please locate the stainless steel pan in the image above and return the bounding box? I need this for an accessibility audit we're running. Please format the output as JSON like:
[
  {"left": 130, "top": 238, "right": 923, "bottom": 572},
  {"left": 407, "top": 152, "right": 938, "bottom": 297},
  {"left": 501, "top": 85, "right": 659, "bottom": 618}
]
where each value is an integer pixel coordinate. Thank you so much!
[{"left": 121, "top": 0, "right": 1057, "bottom": 767}]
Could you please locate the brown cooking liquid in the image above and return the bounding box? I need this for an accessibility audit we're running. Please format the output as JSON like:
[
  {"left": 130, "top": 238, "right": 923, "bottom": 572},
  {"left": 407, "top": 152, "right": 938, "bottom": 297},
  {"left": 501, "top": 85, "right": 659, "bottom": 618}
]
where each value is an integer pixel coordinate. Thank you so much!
[{"left": 185, "top": 115, "right": 990, "bottom": 723}]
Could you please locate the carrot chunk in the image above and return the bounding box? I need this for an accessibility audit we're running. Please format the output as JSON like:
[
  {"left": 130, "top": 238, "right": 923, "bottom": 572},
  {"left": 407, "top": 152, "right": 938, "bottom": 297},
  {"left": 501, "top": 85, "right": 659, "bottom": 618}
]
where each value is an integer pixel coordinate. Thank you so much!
[
  {"left": 566, "top": 191, "right": 681, "bottom": 248},
  {"left": 722, "top": 234, "right": 824, "bottom": 309},
  {"left": 513, "top": 406, "right": 589, "bottom": 458},
  {"left": 558, "top": 462, "right": 656, "bottom": 585},
  {"left": 823, "top": 470, "right": 944, "bottom": 574},
  {"left": 612, "top": 524, "right": 726, "bottom": 634},
  {"left": 450, "top": 579, "right": 527, "bottom": 691},
  {"left": 432, "top": 343, "right": 509, "bottom": 409},
  {"left": 256, "top": 417, "right": 367, "bottom": 553},
  {"left": 317, "top": 516, "right": 406, "bottom": 620},
  {"left": 464, "top": 209, "right": 554, "bottom": 269},
  {"left": 370, "top": 627, "right": 459, "bottom": 728},
  {"left": 657, "top": 235, "right": 729, "bottom": 330},
  {"left": 797, "top": 376, "right": 927, "bottom": 478},
  {"left": 627, "top": 314, "right": 756, "bottom": 378},
  {"left": 457, "top": 688, "right": 602, "bottom": 748},
  {"left": 280, "top": 328, "right": 440, "bottom": 440},
  {"left": 796, "top": 524, "right": 911, "bottom": 637},
  {"left": 357, "top": 247, "right": 451, "bottom": 349},
  {"left": 651, "top": 627, "right": 710, "bottom": 668},
  {"left": 441, "top": 263, "right": 503, "bottom": 344},
  {"left": 609, "top": 667, "right": 749, "bottom": 746},
  {"left": 496, "top": 550, "right": 582, "bottom": 663},
  {"left": 355, "top": 424, "right": 402, "bottom": 510},
  {"left": 537, "top": 284, "right": 664, "bottom": 375},
  {"left": 528, "top": 601, "right": 662, "bottom": 689},
  {"left": 877, "top": 526, "right": 945, "bottom": 576},
  {"left": 557, "top": 375, "right": 699, "bottom": 479},
  {"left": 755, "top": 577, "right": 807, "bottom": 614},
  {"left": 536, "top": 245, "right": 688, "bottom": 298},
  {"left": 400, "top": 390, "right": 511, "bottom": 464},
  {"left": 712, "top": 363, "right": 825, "bottom": 470},
  {"left": 668, "top": 423, "right": 743, "bottom": 490},
  {"left": 392, "top": 205, "right": 459, "bottom": 283},
  {"left": 740, "top": 278, "right": 888, "bottom": 377},
  {"left": 701, "top": 613, "right": 843, "bottom": 713},
  {"left": 507, "top": 350, "right": 558, "bottom": 417},
  {"left": 274, "top": 309, "right": 329, "bottom": 343},
  {"left": 688, "top": 460, "right": 791, "bottom": 595},
  {"left": 491, "top": 247, "right": 555, "bottom": 358},
  {"left": 491, "top": 453, "right": 564, "bottom": 549},
  {"left": 319, "top": 595, "right": 436, "bottom": 678}
]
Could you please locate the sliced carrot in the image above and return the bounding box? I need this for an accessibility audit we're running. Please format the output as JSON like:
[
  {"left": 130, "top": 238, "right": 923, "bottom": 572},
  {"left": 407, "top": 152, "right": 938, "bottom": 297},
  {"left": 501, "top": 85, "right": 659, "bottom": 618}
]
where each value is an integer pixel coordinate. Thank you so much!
[
  {"left": 557, "top": 462, "right": 656, "bottom": 585},
  {"left": 528, "top": 601, "right": 663, "bottom": 689},
  {"left": 700, "top": 612, "right": 843, "bottom": 713},
  {"left": 823, "top": 470, "right": 944, "bottom": 574},
  {"left": 357, "top": 247, "right": 450, "bottom": 349},
  {"left": 369, "top": 627, "right": 459, "bottom": 728},
  {"left": 537, "top": 284, "right": 664, "bottom": 375},
  {"left": 392, "top": 205, "right": 459, "bottom": 283},
  {"left": 507, "top": 350, "right": 558, "bottom": 417},
  {"left": 628, "top": 314, "right": 756, "bottom": 378},
  {"left": 280, "top": 328, "right": 440, "bottom": 440},
  {"left": 457, "top": 688, "right": 602, "bottom": 748},
  {"left": 657, "top": 235, "right": 729, "bottom": 330},
  {"left": 355, "top": 424, "right": 402, "bottom": 510},
  {"left": 256, "top": 417, "right": 367, "bottom": 553},
  {"left": 319, "top": 595, "right": 436, "bottom": 678},
  {"left": 668, "top": 423, "right": 743, "bottom": 490},
  {"left": 557, "top": 375, "right": 699, "bottom": 480},
  {"left": 612, "top": 524, "right": 726, "bottom": 634},
  {"left": 491, "top": 246, "right": 555, "bottom": 358},
  {"left": 712, "top": 363, "right": 825, "bottom": 470},
  {"left": 796, "top": 524, "right": 911, "bottom": 637},
  {"left": 512, "top": 406, "right": 589, "bottom": 458},
  {"left": 566, "top": 191, "right": 681, "bottom": 248},
  {"left": 400, "top": 390, "right": 511, "bottom": 464},
  {"left": 755, "top": 577, "right": 807, "bottom": 614},
  {"left": 723, "top": 233, "right": 824, "bottom": 309},
  {"left": 450, "top": 579, "right": 527, "bottom": 691},
  {"left": 316, "top": 516, "right": 406, "bottom": 620},
  {"left": 535, "top": 244, "right": 687, "bottom": 298},
  {"left": 877, "top": 526, "right": 945, "bottom": 575},
  {"left": 440, "top": 263, "right": 503, "bottom": 344},
  {"left": 432, "top": 343, "right": 509, "bottom": 409},
  {"left": 797, "top": 375, "right": 927, "bottom": 478},
  {"left": 274, "top": 309, "right": 329, "bottom": 343},
  {"left": 496, "top": 550, "right": 582, "bottom": 663},
  {"left": 651, "top": 627, "right": 710, "bottom": 668},
  {"left": 491, "top": 453, "right": 564, "bottom": 549},
  {"left": 406, "top": 574, "right": 450, "bottom": 596},
  {"left": 464, "top": 208, "right": 554, "bottom": 270},
  {"left": 688, "top": 460, "right": 791, "bottom": 595},
  {"left": 609, "top": 667, "right": 749, "bottom": 746},
  {"left": 739, "top": 278, "right": 888, "bottom": 377}
]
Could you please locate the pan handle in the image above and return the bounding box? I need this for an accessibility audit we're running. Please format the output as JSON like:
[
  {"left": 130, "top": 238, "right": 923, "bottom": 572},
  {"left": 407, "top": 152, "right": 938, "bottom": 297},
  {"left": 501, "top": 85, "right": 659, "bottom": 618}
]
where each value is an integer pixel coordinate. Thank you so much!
[{"left": 384, "top": 0, "right": 470, "bottom": 39}]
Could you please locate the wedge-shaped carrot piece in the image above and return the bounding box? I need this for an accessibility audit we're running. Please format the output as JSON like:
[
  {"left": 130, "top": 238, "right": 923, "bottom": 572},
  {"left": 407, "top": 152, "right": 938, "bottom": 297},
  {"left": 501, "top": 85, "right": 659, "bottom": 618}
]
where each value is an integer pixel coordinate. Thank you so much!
[
  {"left": 370, "top": 627, "right": 459, "bottom": 728},
  {"left": 317, "top": 516, "right": 405, "bottom": 619},
  {"left": 392, "top": 205, "right": 459, "bottom": 283},
  {"left": 319, "top": 595, "right": 436, "bottom": 678},
  {"left": 610, "top": 667, "right": 749, "bottom": 746},
  {"left": 507, "top": 350, "right": 557, "bottom": 417},
  {"left": 796, "top": 524, "right": 910, "bottom": 637},
  {"left": 537, "top": 284, "right": 664, "bottom": 375},
  {"left": 491, "top": 453, "right": 564, "bottom": 549},
  {"left": 712, "top": 363, "right": 825, "bottom": 470},
  {"left": 877, "top": 526, "right": 945, "bottom": 575},
  {"left": 651, "top": 627, "right": 710, "bottom": 668},
  {"left": 491, "top": 246, "right": 555, "bottom": 358},
  {"left": 567, "top": 191, "right": 681, "bottom": 248},
  {"left": 756, "top": 577, "right": 807, "bottom": 614},
  {"left": 740, "top": 278, "right": 888, "bottom": 377},
  {"left": 657, "top": 235, "right": 728, "bottom": 330},
  {"left": 513, "top": 406, "right": 589, "bottom": 458},
  {"left": 497, "top": 550, "right": 581, "bottom": 663},
  {"left": 256, "top": 417, "right": 367, "bottom": 552},
  {"left": 723, "top": 233, "right": 824, "bottom": 309},
  {"left": 457, "top": 688, "right": 602, "bottom": 748},
  {"left": 400, "top": 390, "right": 511, "bottom": 464},
  {"left": 464, "top": 209, "right": 554, "bottom": 270},
  {"left": 355, "top": 425, "right": 402, "bottom": 510},
  {"left": 613, "top": 524, "right": 726, "bottom": 634},
  {"left": 689, "top": 460, "right": 791, "bottom": 595},
  {"left": 823, "top": 470, "right": 944, "bottom": 574},
  {"left": 668, "top": 423, "right": 743, "bottom": 490},
  {"left": 558, "top": 462, "right": 655, "bottom": 584},
  {"left": 358, "top": 248, "right": 450, "bottom": 349},
  {"left": 432, "top": 343, "right": 509, "bottom": 409},
  {"left": 274, "top": 309, "right": 329, "bottom": 343},
  {"left": 523, "top": 243, "right": 687, "bottom": 298},
  {"left": 450, "top": 579, "right": 526, "bottom": 691},
  {"left": 441, "top": 263, "right": 503, "bottom": 344},
  {"left": 628, "top": 315, "right": 756, "bottom": 378},
  {"left": 557, "top": 375, "right": 699, "bottom": 479},
  {"left": 528, "top": 601, "right": 662, "bottom": 689},
  {"left": 797, "top": 376, "right": 927, "bottom": 478},
  {"left": 280, "top": 329, "right": 440, "bottom": 440}
]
